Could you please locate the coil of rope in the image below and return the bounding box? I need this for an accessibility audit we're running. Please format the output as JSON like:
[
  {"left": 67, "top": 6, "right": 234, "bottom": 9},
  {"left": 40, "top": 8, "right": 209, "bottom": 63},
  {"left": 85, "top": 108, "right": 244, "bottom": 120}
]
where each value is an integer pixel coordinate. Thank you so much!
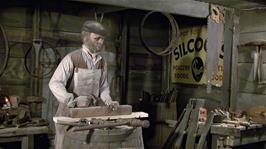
[
  {"left": 0, "top": 23, "right": 10, "bottom": 78},
  {"left": 139, "top": 11, "right": 180, "bottom": 56},
  {"left": 24, "top": 41, "right": 61, "bottom": 79}
]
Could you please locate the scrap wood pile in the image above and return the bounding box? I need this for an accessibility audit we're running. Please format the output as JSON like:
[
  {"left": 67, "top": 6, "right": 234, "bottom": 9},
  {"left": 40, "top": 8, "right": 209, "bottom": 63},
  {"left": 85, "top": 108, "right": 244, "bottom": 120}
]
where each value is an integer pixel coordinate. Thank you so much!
[
  {"left": 213, "top": 106, "right": 266, "bottom": 127},
  {"left": 0, "top": 95, "right": 48, "bottom": 129},
  {"left": 163, "top": 99, "right": 266, "bottom": 149}
]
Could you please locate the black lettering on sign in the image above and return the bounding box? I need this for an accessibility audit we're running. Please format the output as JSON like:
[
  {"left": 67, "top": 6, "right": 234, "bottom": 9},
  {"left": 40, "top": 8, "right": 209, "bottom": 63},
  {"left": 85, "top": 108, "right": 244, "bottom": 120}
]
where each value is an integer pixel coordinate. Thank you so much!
[
  {"left": 173, "top": 37, "right": 208, "bottom": 61},
  {"left": 204, "top": 39, "right": 207, "bottom": 52},
  {"left": 179, "top": 44, "right": 183, "bottom": 57},
  {"left": 195, "top": 37, "right": 203, "bottom": 52},
  {"left": 174, "top": 73, "right": 189, "bottom": 79},
  {"left": 173, "top": 47, "right": 179, "bottom": 60},
  {"left": 191, "top": 57, "right": 204, "bottom": 82},
  {"left": 182, "top": 42, "right": 188, "bottom": 56},
  {"left": 187, "top": 39, "right": 194, "bottom": 53}
]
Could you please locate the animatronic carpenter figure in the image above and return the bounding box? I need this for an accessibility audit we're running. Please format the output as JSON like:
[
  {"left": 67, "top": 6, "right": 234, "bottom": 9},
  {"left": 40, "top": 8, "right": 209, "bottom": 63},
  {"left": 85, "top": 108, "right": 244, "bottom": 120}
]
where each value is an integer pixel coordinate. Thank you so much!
[{"left": 49, "top": 20, "right": 119, "bottom": 149}]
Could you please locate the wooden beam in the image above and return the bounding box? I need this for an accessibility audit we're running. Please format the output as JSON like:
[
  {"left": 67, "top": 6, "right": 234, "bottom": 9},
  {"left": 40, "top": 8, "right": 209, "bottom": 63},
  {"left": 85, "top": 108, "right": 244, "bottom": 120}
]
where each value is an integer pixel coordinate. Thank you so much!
[
  {"left": 70, "top": 0, "right": 209, "bottom": 18},
  {"left": 222, "top": 8, "right": 235, "bottom": 109},
  {"left": 230, "top": 12, "right": 240, "bottom": 111},
  {"left": 196, "top": 0, "right": 265, "bottom": 9},
  {"left": 0, "top": 126, "right": 48, "bottom": 137}
]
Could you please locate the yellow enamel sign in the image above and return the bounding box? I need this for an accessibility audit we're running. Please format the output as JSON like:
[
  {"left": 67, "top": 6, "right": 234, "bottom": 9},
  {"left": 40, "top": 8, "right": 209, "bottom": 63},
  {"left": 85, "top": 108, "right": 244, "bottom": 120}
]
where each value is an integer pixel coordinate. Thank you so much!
[{"left": 171, "top": 26, "right": 223, "bottom": 86}]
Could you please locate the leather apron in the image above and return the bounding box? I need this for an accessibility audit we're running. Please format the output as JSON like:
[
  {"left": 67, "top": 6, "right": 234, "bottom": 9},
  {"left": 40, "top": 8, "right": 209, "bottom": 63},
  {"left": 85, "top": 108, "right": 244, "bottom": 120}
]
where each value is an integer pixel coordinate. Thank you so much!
[{"left": 54, "top": 50, "right": 102, "bottom": 149}]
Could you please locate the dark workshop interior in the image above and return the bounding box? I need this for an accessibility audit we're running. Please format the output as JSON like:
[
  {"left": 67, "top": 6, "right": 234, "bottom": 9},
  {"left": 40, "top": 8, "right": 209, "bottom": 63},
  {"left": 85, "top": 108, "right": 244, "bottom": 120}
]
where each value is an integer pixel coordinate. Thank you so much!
[{"left": 0, "top": 0, "right": 266, "bottom": 149}]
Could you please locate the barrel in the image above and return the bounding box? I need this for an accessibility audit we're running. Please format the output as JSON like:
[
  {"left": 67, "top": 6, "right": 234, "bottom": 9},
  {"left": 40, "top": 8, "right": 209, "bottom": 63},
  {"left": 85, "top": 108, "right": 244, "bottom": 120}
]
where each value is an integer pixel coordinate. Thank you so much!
[{"left": 63, "top": 126, "right": 144, "bottom": 149}]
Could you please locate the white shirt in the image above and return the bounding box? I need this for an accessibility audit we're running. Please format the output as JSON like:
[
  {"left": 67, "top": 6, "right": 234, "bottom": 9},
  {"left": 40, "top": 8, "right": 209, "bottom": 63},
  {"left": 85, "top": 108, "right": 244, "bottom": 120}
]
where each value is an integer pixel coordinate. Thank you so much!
[{"left": 49, "top": 45, "right": 112, "bottom": 105}]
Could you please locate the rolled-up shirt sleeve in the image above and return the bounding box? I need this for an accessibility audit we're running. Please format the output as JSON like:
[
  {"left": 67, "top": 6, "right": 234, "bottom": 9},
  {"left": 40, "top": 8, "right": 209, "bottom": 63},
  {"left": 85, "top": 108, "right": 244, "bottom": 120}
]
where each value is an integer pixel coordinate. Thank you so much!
[
  {"left": 99, "top": 64, "right": 113, "bottom": 105},
  {"left": 49, "top": 55, "right": 74, "bottom": 104}
]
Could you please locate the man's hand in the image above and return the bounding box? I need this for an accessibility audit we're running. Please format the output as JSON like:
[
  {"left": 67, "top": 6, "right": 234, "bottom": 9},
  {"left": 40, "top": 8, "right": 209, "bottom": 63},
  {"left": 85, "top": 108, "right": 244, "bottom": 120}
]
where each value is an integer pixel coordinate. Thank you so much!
[
  {"left": 67, "top": 95, "right": 98, "bottom": 108},
  {"left": 67, "top": 96, "right": 90, "bottom": 108},
  {"left": 66, "top": 94, "right": 75, "bottom": 108},
  {"left": 108, "top": 101, "right": 119, "bottom": 111},
  {"left": 76, "top": 96, "right": 91, "bottom": 107}
]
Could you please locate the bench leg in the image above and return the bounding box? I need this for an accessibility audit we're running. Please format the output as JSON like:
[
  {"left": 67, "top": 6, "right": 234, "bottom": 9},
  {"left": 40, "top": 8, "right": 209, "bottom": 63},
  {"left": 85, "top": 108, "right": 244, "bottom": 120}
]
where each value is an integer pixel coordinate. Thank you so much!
[{"left": 21, "top": 135, "right": 34, "bottom": 149}]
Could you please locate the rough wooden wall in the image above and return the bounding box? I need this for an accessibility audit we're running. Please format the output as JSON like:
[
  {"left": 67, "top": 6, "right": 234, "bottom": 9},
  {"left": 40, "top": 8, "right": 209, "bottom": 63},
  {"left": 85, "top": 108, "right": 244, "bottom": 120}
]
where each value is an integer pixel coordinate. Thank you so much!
[
  {"left": 237, "top": 9, "right": 266, "bottom": 111},
  {"left": 126, "top": 11, "right": 168, "bottom": 105},
  {"left": 0, "top": 7, "right": 32, "bottom": 97}
]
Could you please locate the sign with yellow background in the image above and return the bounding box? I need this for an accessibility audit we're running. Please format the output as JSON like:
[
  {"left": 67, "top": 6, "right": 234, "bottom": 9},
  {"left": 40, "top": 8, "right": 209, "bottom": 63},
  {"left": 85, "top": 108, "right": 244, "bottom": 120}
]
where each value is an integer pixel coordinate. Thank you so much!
[{"left": 171, "top": 26, "right": 224, "bottom": 86}]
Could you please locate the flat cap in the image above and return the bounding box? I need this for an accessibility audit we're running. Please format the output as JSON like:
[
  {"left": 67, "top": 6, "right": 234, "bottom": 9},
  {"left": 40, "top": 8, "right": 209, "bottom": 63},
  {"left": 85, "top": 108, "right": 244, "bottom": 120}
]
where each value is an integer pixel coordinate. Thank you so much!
[{"left": 81, "top": 20, "right": 106, "bottom": 36}]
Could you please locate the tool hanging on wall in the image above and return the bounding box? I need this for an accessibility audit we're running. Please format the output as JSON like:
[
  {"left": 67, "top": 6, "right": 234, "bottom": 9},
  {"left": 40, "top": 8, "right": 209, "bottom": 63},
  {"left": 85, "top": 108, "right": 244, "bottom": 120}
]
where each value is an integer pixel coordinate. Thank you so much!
[
  {"left": 24, "top": 40, "right": 61, "bottom": 79},
  {"left": 27, "top": 6, "right": 61, "bottom": 96},
  {"left": 206, "top": 5, "right": 224, "bottom": 93},
  {"left": 94, "top": 9, "right": 104, "bottom": 23},
  {"left": 0, "top": 23, "right": 10, "bottom": 78},
  {"left": 244, "top": 41, "right": 266, "bottom": 84},
  {"left": 140, "top": 11, "right": 180, "bottom": 56}
]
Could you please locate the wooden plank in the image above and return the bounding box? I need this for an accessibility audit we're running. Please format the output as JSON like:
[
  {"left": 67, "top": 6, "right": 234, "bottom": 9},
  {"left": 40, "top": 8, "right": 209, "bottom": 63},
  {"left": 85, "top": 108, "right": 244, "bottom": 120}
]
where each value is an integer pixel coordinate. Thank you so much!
[
  {"left": 0, "top": 126, "right": 48, "bottom": 137},
  {"left": 0, "top": 85, "right": 30, "bottom": 100},
  {"left": 21, "top": 136, "right": 29, "bottom": 149},
  {"left": 222, "top": 8, "right": 234, "bottom": 109},
  {"left": 0, "top": 7, "right": 32, "bottom": 28},
  {"left": 229, "top": 12, "right": 240, "bottom": 111},
  {"left": 53, "top": 112, "right": 148, "bottom": 124},
  {"left": 130, "top": 25, "right": 169, "bottom": 39},
  {"left": 0, "top": 136, "right": 23, "bottom": 143},
  {"left": 129, "top": 45, "right": 155, "bottom": 54},
  {"left": 211, "top": 125, "right": 266, "bottom": 147},
  {"left": 240, "top": 10, "right": 266, "bottom": 35},
  {"left": 5, "top": 27, "right": 116, "bottom": 46},
  {"left": 211, "top": 125, "right": 241, "bottom": 137},
  {"left": 71, "top": 0, "right": 209, "bottom": 18},
  {"left": 240, "top": 32, "right": 266, "bottom": 46},
  {"left": 239, "top": 79, "right": 266, "bottom": 95},
  {"left": 0, "top": 57, "right": 30, "bottom": 84},
  {"left": 239, "top": 10, "right": 266, "bottom": 45},
  {"left": 238, "top": 63, "right": 266, "bottom": 94},
  {"left": 227, "top": 134, "right": 266, "bottom": 146},
  {"left": 178, "top": 86, "right": 223, "bottom": 103},
  {"left": 40, "top": 12, "right": 119, "bottom": 38},
  {"left": 128, "top": 70, "right": 162, "bottom": 81},
  {"left": 69, "top": 105, "right": 132, "bottom": 118},
  {"left": 198, "top": 0, "right": 263, "bottom": 9},
  {"left": 238, "top": 46, "right": 266, "bottom": 63}
]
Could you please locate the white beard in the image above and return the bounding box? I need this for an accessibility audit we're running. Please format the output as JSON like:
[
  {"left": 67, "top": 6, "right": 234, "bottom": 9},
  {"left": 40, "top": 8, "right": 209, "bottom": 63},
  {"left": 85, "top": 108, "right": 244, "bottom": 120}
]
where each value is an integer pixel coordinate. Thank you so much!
[{"left": 84, "top": 41, "right": 103, "bottom": 54}]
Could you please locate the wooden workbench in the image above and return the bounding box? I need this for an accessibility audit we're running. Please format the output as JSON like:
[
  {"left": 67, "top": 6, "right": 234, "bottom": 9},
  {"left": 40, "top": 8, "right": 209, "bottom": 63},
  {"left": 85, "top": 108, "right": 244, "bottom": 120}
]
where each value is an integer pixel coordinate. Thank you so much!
[
  {"left": 211, "top": 124, "right": 266, "bottom": 149},
  {"left": 0, "top": 126, "right": 49, "bottom": 149},
  {"left": 53, "top": 111, "right": 148, "bottom": 124}
]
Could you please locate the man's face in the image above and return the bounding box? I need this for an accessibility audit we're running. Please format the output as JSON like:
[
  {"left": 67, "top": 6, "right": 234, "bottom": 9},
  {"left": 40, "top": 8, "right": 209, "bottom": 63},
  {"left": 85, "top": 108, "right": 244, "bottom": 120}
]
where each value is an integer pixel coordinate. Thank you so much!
[{"left": 84, "top": 32, "right": 105, "bottom": 53}]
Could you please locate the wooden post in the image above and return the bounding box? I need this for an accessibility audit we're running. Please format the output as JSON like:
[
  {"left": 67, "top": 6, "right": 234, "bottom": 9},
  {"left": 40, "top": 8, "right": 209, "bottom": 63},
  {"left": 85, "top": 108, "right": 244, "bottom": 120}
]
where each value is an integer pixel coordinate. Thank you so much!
[{"left": 120, "top": 14, "right": 129, "bottom": 104}]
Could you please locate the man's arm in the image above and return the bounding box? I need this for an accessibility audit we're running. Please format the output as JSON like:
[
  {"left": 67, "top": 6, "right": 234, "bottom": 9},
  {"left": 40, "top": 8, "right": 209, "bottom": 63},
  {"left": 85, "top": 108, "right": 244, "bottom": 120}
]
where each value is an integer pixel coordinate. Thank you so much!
[
  {"left": 49, "top": 55, "right": 74, "bottom": 104},
  {"left": 99, "top": 63, "right": 113, "bottom": 105}
]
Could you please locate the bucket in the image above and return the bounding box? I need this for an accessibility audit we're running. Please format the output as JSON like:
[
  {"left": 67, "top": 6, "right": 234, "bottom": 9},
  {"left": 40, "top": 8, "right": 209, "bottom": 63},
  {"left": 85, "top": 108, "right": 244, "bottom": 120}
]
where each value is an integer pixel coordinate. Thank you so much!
[{"left": 63, "top": 126, "right": 144, "bottom": 149}]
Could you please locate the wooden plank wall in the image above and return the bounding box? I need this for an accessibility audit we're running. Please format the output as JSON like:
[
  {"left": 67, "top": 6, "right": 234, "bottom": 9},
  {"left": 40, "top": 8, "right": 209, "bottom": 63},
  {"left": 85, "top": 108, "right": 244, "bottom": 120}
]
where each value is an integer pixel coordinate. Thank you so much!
[
  {"left": 126, "top": 11, "right": 169, "bottom": 105},
  {"left": 0, "top": 7, "right": 32, "bottom": 98},
  {"left": 236, "top": 10, "right": 266, "bottom": 111}
]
